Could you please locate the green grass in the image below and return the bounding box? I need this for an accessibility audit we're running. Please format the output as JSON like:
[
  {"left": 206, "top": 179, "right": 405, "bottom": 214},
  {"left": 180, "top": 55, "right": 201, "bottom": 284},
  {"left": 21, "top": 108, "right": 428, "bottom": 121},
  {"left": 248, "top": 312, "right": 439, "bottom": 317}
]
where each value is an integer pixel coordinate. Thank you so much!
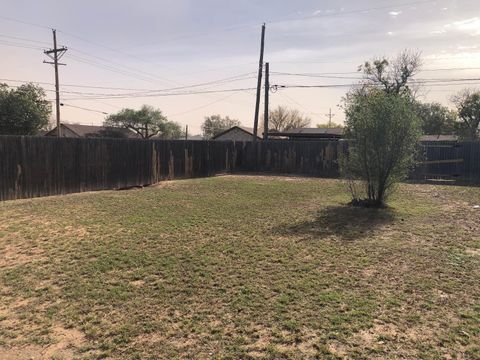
[{"left": 0, "top": 175, "right": 479, "bottom": 359}]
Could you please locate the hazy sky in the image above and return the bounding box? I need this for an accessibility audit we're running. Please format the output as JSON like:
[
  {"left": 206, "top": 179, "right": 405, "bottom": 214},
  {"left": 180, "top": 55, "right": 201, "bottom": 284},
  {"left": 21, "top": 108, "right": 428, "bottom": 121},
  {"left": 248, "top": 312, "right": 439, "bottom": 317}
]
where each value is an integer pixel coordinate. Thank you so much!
[{"left": 2, "top": 0, "right": 480, "bottom": 134}]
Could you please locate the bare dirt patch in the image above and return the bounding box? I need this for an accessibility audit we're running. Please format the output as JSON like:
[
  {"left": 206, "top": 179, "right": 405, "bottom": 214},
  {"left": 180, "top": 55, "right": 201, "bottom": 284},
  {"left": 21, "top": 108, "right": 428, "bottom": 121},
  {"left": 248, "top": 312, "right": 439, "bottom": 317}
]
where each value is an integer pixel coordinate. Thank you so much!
[
  {"left": 218, "top": 174, "right": 314, "bottom": 183},
  {"left": 42, "top": 326, "right": 85, "bottom": 359},
  {"left": 465, "top": 248, "right": 480, "bottom": 256},
  {"left": 0, "top": 325, "right": 85, "bottom": 360},
  {"left": 130, "top": 279, "right": 145, "bottom": 287},
  {"left": 0, "top": 345, "right": 44, "bottom": 360},
  {"left": 0, "top": 244, "right": 45, "bottom": 268}
]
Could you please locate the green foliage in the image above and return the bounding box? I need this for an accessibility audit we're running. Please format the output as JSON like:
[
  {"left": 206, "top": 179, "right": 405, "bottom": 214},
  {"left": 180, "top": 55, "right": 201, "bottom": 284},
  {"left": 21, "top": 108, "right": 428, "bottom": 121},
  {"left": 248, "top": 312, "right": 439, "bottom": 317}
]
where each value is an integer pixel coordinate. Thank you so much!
[
  {"left": 158, "top": 120, "right": 184, "bottom": 140},
  {"left": 0, "top": 83, "right": 51, "bottom": 135},
  {"left": 452, "top": 89, "right": 480, "bottom": 140},
  {"left": 414, "top": 101, "right": 458, "bottom": 135},
  {"left": 342, "top": 50, "right": 423, "bottom": 207},
  {"left": 105, "top": 105, "right": 182, "bottom": 139},
  {"left": 316, "top": 122, "right": 343, "bottom": 128},
  {"left": 342, "top": 89, "right": 421, "bottom": 206},
  {"left": 264, "top": 105, "right": 311, "bottom": 132},
  {"left": 201, "top": 114, "right": 240, "bottom": 139},
  {"left": 359, "top": 50, "right": 422, "bottom": 96}
]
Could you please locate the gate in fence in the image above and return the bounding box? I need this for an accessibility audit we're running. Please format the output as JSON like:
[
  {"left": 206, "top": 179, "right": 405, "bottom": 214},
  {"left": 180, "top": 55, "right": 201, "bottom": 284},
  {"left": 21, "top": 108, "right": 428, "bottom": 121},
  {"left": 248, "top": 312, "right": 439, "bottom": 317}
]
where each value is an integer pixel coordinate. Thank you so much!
[{"left": 412, "top": 141, "right": 480, "bottom": 184}]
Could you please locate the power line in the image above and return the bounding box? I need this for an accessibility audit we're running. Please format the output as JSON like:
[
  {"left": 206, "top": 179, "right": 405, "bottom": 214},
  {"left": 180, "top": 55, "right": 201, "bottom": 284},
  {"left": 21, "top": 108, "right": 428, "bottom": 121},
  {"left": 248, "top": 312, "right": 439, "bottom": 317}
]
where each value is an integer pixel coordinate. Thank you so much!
[
  {"left": 62, "top": 87, "right": 258, "bottom": 100},
  {"left": 168, "top": 93, "right": 237, "bottom": 117},
  {"left": 0, "top": 40, "right": 43, "bottom": 51},
  {"left": 0, "top": 33, "right": 51, "bottom": 45},
  {"left": 61, "top": 103, "right": 108, "bottom": 115},
  {"left": 0, "top": 31, "right": 259, "bottom": 95},
  {"left": 0, "top": 73, "right": 256, "bottom": 100},
  {"left": 115, "top": 0, "right": 439, "bottom": 49},
  {"left": 421, "top": 67, "right": 480, "bottom": 72},
  {"left": 267, "top": 0, "right": 437, "bottom": 25},
  {"left": 68, "top": 48, "right": 178, "bottom": 86},
  {"left": 272, "top": 72, "right": 362, "bottom": 80},
  {"left": 0, "top": 72, "right": 256, "bottom": 92},
  {"left": 0, "top": 15, "right": 51, "bottom": 30},
  {"left": 274, "top": 78, "right": 480, "bottom": 90},
  {"left": 271, "top": 71, "right": 480, "bottom": 80}
]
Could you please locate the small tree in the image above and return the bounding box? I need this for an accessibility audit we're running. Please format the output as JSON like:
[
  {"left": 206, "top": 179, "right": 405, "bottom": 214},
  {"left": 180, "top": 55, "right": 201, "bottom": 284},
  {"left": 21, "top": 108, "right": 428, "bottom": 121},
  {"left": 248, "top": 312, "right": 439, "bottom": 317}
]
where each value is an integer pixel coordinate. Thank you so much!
[
  {"left": 0, "top": 83, "right": 51, "bottom": 135},
  {"left": 342, "top": 89, "right": 421, "bottom": 207},
  {"left": 341, "top": 51, "right": 422, "bottom": 207},
  {"left": 414, "top": 101, "right": 458, "bottom": 135},
  {"left": 201, "top": 114, "right": 240, "bottom": 139},
  {"left": 105, "top": 105, "right": 177, "bottom": 139},
  {"left": 265, "top": 106, "right": 311, "bottom": 132},
  {"left": 451, "top": 89, "right": 480, "bottom": 140}
]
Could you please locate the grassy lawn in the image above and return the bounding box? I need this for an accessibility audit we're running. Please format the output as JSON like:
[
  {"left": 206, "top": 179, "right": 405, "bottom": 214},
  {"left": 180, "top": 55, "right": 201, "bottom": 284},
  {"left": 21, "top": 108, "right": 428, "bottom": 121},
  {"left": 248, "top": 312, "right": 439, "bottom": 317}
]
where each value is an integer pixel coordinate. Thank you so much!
[{"left": 0, "top": 175, "right": 479, "bottom": 359}]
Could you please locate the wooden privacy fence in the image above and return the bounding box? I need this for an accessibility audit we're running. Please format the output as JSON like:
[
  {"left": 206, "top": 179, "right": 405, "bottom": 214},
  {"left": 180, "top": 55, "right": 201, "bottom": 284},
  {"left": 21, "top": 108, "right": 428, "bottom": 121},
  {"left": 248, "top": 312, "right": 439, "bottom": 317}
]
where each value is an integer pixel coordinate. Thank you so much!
[
  {"left": 410, "top": 141, "right": 480, "bottom": 184},
  {"left": 0, "top": 136, "right": 342, "bottom": 200},
  {"left": 1, "top": 136, "right": 479, "bottom": 201}
]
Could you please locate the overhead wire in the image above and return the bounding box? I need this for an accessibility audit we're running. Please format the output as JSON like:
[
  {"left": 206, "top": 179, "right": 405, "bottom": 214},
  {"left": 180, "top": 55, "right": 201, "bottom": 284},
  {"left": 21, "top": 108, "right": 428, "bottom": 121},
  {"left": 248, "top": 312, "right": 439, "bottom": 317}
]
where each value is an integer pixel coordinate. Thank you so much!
[{"left": 61, "top": 103, "right": 109, "bottom": 115}]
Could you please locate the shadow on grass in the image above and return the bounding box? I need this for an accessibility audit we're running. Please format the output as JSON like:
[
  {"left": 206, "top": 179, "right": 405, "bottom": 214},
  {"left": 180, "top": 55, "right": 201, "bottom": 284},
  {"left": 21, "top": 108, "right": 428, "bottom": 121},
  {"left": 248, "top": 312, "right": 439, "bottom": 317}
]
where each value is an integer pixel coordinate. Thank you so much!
[{"left": 275, "top": 205, "right": 396, "bottom": 242}]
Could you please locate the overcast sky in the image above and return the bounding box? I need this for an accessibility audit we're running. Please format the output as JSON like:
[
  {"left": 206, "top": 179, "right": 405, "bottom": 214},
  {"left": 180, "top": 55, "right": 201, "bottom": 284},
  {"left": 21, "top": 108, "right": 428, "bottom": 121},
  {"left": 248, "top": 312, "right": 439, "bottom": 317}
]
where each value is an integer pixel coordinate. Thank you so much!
[{"left": 2, "top": 0, "right": 480, "bottom": 134}]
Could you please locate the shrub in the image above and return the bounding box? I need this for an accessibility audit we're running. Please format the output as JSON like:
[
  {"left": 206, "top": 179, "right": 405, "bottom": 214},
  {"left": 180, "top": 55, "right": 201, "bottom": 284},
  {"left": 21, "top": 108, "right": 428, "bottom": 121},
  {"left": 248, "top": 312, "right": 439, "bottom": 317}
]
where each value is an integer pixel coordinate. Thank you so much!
[{"left": 341, "top": 89, "right": 421, "bottom": 207}]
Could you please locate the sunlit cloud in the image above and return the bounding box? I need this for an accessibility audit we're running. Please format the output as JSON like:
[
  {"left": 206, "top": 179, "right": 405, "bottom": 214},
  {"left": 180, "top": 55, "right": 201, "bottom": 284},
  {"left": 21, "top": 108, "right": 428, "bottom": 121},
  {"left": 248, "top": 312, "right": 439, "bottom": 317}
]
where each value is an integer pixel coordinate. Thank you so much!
[
  {"left": 389, "top": 11, "right": 402, "bottom": 17},
  {"left": 444, "top": 17, "right": 480, "bottom": 36},
  {"left": 313, "top": 9, "right": 336, "bottom": 15}
]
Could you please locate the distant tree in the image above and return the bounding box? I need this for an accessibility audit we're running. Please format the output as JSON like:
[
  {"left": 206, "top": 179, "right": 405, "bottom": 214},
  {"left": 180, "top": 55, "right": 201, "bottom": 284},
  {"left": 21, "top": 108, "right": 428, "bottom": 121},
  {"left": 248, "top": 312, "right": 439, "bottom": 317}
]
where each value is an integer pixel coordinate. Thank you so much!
[
  {"left": 316, "top": 122, "right": 343, "bottom": 128},
  {"left": 451, "top": 89, "right": 480, "bottom": 140},
  {"left": 414, "top": 102, "right": 458, "bottom": 135},
  {"left": 158, "top": 121, "right": 184, "bottom": 140},
  {"left": 201, "top": 114, "right": 240, "bottom": 139},
  {"left": 0, "top": 83, "right": 51, "bottom": 135},
  {"left": 266, "top": 106, "right": 311, "bottom": 132},
  {"left": 104, "top": 105, "right": 178, "bottom": 139},
  {"left": 359, "top": 50, "right": 422, "bottom": 96}
]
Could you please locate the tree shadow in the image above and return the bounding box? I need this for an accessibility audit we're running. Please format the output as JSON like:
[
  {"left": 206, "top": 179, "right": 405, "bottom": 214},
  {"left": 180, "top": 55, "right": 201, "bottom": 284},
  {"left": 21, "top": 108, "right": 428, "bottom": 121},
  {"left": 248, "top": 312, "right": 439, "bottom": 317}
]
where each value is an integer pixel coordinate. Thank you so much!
[{"left": 275, "top": 204, "right": 396, "bottom": 242}]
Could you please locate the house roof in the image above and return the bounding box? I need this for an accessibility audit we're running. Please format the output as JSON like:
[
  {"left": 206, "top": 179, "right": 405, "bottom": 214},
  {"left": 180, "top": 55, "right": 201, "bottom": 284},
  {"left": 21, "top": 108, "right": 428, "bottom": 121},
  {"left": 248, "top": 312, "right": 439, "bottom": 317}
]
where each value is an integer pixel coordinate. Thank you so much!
[
  {"left": 212, "top": 126, "right": 262, "bottom": 140},
  {"left": 45, "top": 124, "right": 140, "bottom": 138},
  {"left": 187, "top": 135, "right": 204, "bottom": 141},
  {"left": 268, "top": 127, "right": 344, "bottom": 138},
  {"left": 420, "top": 135, "right": 459, "bottom": 142}
]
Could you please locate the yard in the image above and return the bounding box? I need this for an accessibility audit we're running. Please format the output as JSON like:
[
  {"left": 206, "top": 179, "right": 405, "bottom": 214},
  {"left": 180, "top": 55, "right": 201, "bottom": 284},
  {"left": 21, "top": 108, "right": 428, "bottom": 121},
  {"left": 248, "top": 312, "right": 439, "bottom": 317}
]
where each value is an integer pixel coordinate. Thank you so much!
[{"left": 0, "top": 176, "right": 479, "bottom": 359}]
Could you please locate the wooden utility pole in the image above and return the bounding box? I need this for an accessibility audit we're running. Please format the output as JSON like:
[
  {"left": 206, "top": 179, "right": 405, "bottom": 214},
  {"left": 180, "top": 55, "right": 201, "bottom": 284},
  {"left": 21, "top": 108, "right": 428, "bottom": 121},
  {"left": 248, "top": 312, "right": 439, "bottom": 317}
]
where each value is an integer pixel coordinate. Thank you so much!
[
  {"left": 44, "top": 29, "right": 67, "bottom": 137},
  {"left": 185, "top": 125, "right": 188, "bottom": 140},
  {"left": 326, "top": 108, "right": 335, "bottom": 127},
  {"left": 263, "top": 62, "right": 269, "bottom": 141},
  {"left": 252, "top": 23, "right": 265, "bottom": 143}
]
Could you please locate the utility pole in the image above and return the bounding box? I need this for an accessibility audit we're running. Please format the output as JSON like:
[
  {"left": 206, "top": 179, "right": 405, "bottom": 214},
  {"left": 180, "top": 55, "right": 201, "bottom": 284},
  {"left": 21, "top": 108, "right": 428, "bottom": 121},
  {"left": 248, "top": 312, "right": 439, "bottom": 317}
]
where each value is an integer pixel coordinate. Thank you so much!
[
  {"left": 263, "top": 62, "right": 269, "bottom": 141},
  {"left": 252, "top": 23, "right": 265, "bottom": 143},
  {"left": 185, "top": 125, "right": 188, "bottom": 140},
  {"left": 44, "top": 29, "right": 67, "bottom": 137},
  {"left": 326, "top": 108, "right": 335, "bottom": 127}
]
